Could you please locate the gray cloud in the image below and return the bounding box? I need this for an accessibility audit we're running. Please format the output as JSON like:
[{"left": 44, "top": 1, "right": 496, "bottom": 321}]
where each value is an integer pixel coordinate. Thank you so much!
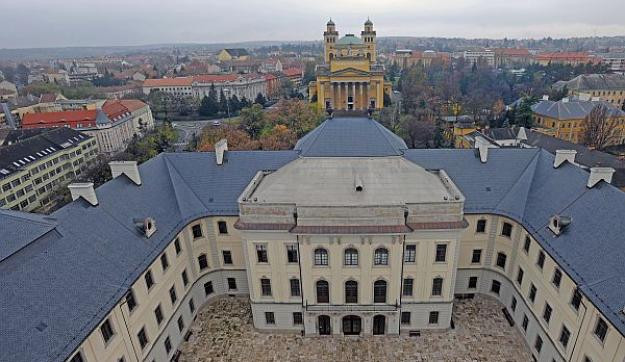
[{"left": 1, "top": 0, "right": 624, "bottom": 48}]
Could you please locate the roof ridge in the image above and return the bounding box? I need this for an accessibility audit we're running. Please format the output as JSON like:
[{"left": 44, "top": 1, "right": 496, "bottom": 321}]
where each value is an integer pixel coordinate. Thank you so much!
[
  {"left": 494, "top": 148, "right": 541, "bottom": 217},
  {"left": 163, "top": 155, "right": 211, "bottom": 212},
  {"left": 299, "top": 119, "right": 329, "bottom": 155},
  {"left": 372, "top": 119, "right": 404, "bottom": 155}
]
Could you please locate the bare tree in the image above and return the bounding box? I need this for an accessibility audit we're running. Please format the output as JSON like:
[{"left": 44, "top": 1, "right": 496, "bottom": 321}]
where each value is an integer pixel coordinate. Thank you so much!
[
  {"left": 582, "top": 104, "right": 621, "bottom": 150},
  {"left": 398, "top": 110, "right": 437, "bottom": 148}
]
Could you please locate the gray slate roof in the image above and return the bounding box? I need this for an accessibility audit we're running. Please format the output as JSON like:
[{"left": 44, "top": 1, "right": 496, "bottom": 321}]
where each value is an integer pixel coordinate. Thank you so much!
[
  {"left": 2, "top": 117, "right": 625, "bottom": 362},
  {"left": 531, "top": 99, "right": 625, "bottom": 120},
  {"left": 553, "top": 73, "right": 625, "bottom": 91},
  {"left": 294, "top": 117, "right": 407, "bottom": 157}
]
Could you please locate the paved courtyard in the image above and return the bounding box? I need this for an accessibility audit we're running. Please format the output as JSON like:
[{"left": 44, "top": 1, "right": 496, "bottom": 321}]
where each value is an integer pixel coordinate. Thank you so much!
[{"left": 179, "top": 296, "right": 532, "bottom": 361}]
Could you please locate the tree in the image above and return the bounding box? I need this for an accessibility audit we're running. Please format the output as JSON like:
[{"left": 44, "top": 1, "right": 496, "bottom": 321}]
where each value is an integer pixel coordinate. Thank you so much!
[
  {"left": 513, "top": 96, "right": 539, "bottom": 128},
  {"left": 254, "top": 92, "right": 267, "bottom": 107},
  {"left": 240, "top": 104, "right": 266, "bottom": 139},
  {"left": 279, "top": 78, "right": 296, "bottom": 99},
  {"left": 230, "top": 95, "right": 241, "bottom": 112},
  {"left": 265, "top": 99, "right": 324, "bottom": 137},
  {"left": 397, "top": 110, "right": 437, "bottom": 148},
  {"left": 219, "top": 89, "right": 228, "bottom": 115},
  {"left": 582, "top": 104, "right": 620, "bottom": 150},
  {"left": 198, "top": 95, "right": 218, "bottom": 117},
  {"left": 383, "top": 92, "right": 392, "bottom": 107},
  {"left": 196, "top": 124, "right": 259, "bottom": 151},
  {"left": 259, "top": 124, "right": 298, "bottom": 150}
]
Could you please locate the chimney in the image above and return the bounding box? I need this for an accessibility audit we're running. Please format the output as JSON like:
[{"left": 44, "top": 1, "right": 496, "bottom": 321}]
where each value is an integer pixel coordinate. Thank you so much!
[
  {"left": 475, "top": 136, "right": 489, "bottom": 163},
  {"left": 68, "top": 182, "right": 98, "bottom": 206},
  {"left": 542, "top": 95, "right": 549, "bottom": 101},
  {"left": 562, "top": 97, "right": 569, "bottom": 103},
  {"left": 587, "top": 167, "right": 615, "bottom": 188},
  {"left": 109, "top": 161, "right": 141, "bottom": 185},
  {"left": 553, "top": 150, "right": 577, "bottom": 168},
  {"left": 215, "top": 139, "right": 228, "bottom": 165}
]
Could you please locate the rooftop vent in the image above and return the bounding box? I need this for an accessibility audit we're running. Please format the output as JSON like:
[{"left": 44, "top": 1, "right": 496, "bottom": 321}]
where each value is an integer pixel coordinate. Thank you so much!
[
  {"left": 354, "top": 175, "right": 364, "bottom": 192},
  {"left": 134, "top": 217, "right": 157, "bottom": 238},
  {"left": 542, "top": 95, "right": 549, "bottom": 101},
  {"left": 587, "top": 167, "right": 615, "bottom": 188},
  {"left": 68, "top": 182, "right": 98, "bottom": 206},
  {"left": 215, "top": 139, "right": 228, "bottom": 165},
  {"left": 548, "top": 215, "right": 571, "bottom": 236},
  {"left": 109, "top": 161, "right": 141, "bottom": 186},
  {"left": 554, "top": 150, "right": 577, "bottom": 168}
]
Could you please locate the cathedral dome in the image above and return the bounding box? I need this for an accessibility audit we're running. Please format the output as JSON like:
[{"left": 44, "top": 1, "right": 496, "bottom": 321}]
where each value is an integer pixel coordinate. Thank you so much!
[{"left": 336, "top": 34, "right": 363, "bottom": 45}]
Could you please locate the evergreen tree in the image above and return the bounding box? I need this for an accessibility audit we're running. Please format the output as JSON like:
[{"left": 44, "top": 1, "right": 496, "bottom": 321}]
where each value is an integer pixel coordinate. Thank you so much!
[
  {"left": 198, "top": 95, "right": 218, "bottom": 117},
  {"left": 219, "top": 89, "right": 228, "bottom": 114},
  {"left": 230, "top": 95, "right": 240, "bottom": 112},
  {"left": 254, "top": 92, "right": 267, "bottom": 106}
]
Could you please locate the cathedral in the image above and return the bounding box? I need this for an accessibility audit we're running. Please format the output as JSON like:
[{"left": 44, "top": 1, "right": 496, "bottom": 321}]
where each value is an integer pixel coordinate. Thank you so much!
[{"left": 308, "top": 19, "right": 392, "bottom": 111}]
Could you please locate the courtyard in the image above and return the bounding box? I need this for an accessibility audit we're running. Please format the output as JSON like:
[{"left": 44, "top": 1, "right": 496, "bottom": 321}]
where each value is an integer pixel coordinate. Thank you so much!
[{"left": 178, "top": 296, "right": 532, "bottom": 361}]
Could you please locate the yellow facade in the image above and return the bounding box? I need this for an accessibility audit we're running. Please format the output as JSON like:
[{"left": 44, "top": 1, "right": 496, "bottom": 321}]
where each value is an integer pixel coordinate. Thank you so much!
[
  {"left": 309, "top": 20, "right": 392, "bottom": 111},
  {"left": 533, "top": 112, "right": 625, "bottom": 145}
]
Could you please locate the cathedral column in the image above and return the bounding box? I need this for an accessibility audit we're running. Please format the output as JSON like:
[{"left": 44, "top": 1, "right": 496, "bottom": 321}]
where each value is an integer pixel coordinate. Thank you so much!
[
  {"left": 359, "top": 82, "right": 364, "bottom": 110},
  {"left": 319, "top": 81, "right": 325, "bottom": 109},
  {"left": 376, "top": 81, "right": 381, "bottom": 109},
  {"left": 345, "top": 82, "right": 349, "bottom": 110},
  {"left": 352, "top": 82, "right": 356, "bottom": 110}
]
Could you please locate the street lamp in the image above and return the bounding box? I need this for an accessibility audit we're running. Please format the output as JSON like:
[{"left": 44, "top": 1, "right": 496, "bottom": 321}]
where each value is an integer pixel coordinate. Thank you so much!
[{"left": 224, "top": 88, "right": 231, "bottom": 120}]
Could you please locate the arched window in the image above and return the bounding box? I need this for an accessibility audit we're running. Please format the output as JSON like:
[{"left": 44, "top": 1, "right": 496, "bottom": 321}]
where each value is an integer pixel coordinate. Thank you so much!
[
  {"left": 314, "top": 248, "right": 328, "bottom": 266},
  {"left": 344, "top": 248, "right": 358, "bottom": 266},
  {"left": 316, "top": 280, "right": 329, "bottom": 303},
  {"left": 373, "top": 280, "right": 387, "bottom": 303},
  {"left": 374, "top": 248, "right": 389, "bottom": 265},
  {"left": 345, "top": 280, "right": 358, "bottom": 303},
  {"left": 197, "top": 254, "right": 208, "bottom": 270}
]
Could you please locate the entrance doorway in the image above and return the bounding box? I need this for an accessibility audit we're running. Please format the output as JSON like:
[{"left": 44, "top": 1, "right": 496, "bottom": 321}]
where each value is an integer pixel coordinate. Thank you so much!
[
  {"left": 318, "top": 315, "right": 331, "bottom": 335},
  {"left": 373, "top": 315, "right": 385, "bottom": 335},
  {"left": 347, "top": 96, "right": 354, "bottom": 110},
  {"left": 342, "top": 315, "right": 362, "bottom": 335}
]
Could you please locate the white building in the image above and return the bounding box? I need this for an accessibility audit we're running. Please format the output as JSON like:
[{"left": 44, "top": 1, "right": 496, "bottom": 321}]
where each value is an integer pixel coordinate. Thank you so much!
[{"left": 463, "top": 49, "right": 495, "bottom": 67}]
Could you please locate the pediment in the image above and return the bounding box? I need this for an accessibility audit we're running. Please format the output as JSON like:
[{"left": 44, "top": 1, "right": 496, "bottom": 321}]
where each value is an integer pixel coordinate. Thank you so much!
[{"left": 331, "top": 67, "right": 371, "bottom": 77}]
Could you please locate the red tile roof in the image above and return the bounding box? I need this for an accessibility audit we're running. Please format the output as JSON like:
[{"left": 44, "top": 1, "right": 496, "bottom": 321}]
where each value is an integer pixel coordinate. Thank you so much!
[
  {"left": 282, "top": 68, "right": 303, "bottom": 77},
  {"left": 143, "top": 77, "right": 193, "bottom": 87},
  {"left": 118, "top": 99, "right": 147, "bottom": 113},
  {"left": 102, "top": 100, "right": 130, "bottom": 119},
  {"left": 21, "top": 110, "right": 97, "bottom": 129},
  {"left": 192, "top": 74, "right": 239, "bottom": 83}
]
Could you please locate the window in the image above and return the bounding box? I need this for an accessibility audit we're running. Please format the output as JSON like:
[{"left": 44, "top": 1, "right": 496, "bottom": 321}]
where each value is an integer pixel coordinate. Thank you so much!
[
  {"left": 529, "top": 284, "right": 537, "bottom": 303},
  {"left": 198, "top": 254, "right": 208, "bottom": 270},
  {"left": 403, "top": 278, "right": 414, "bottom": 296},
  {"left": 137, "top": 327, "right": 148, "bottom": 349},
  {"left": 401, "top": 311, "right": 411, "bottom": 325},
  {"left": 69, "top": 352, "right": 85, "bottom": 362},
  {"left": 286, "top": 244, "right": 298, "bottom": 263},
  {"left": 192, "top": 224, "right": 203, "bottom": 238},
  {"left": 476, "top": 219, "right": 487, "bottom": 233},
  {"left": 345, "top": 280, "right": 358, "bottom": 303},
  {"left": 404, "top": 244, "right": 416, "bottom": 262},
  {"left": 177, "top": 316, "right": 184, "bottom": 332},
  {"left": 522, "top": 315, "right": 529, "bottom": 332},
  {"left": 552, "top": 268, "right": 562, "bottom": 288},
  {"left": 537, "top": 251, "right": 545, "bottom": 269},
  {"left": 496, "top": 252, "right": 507, "bottom": 269},
  {"left": 501, "top": 222, "right": 513, "bottom": 237},
  {"left": 256, "top": 244, "right": 268, "bottom": 263},
  {"left": 523, "top": 236, "right": 531, "bottom": 253},
  {"left": 144, "top": 270, "right": 154, "bottom": 290},
  {"left": 344, "top": 248, "right": 359, "bottom": 266},
  {"left": 222, "top": 250, "right": 233, "bottom": 265},
  {"left": 583, "top": 356, "right": 593, "bottom": 362},
  {"left": 594, "top": 317, "right": 608, "bottom": 342},
  {"left": 471, "top": 249, "right": 482, "bottom": 263},
  {"left": 290, "top": 279, "right": 301, "bottom": 297},
  {"left": 374, "top": 280, "right": 387, "bottom": 303},
  {"left": 435, "top": 244, "right": 447, "bottom": 262},
  {"left": 560, "top": 326, "right": 571, "bottom": 348},
  {"left": 125, "top": 290, "right": 137, "bottom": 312},
  {"left": 181, "top": 270, "right": 189, "bottom": 287},
  {"left": 217, "top": 221, "right": 228, "bottom": 234},
  {"left": 516, "top": 268, "right": 524, "bottom": 285},
  {"left": 154, "top": 305, "right": 164, "bottom": 325},
  {"left": 314, "top": 248, "right": 328, "bottom": 266},
  {"left": 160, "top": 253, "right": 169, "bottom": 271},
  {"left": 227, "top": 278, "right": 237, "bottom": 290},
  {"left": 429, "top": 311, "right": 439, "bottom": 324},
  {"left": 100, "top": 319, "right": 115, "bottom": 343},
  {"left": 293, "top": 312, "right": 303, "bottom": 325},
  {"left": 316, "top": 280, "right": 329, "bottom": 303},
  {"left": 204, "top": 281, "right": 214, "bottom": 295},
  {"left": 189, "top": 298, "right": 195, "bottom": 313},
  {"left": 261, "top": 278, "right": 272, "bottom": 296},
  {"left": 265, "top": 312, "right": 275, "bottom": 325},
  {"left": 571, "top": 289, "right": 582, "bottom": 311},
  {"left": 432, "top": 277, "right": 443, "bottom": 296},
  {"left": 543, "top": 303, "right": 552, "bottom": 324},
  {"left": 164, "top": 336, "right": 172, "bottom": 354},
  {"left": 511, "top": 297, "right": 517, "bottom": 312},
  {"left": 174, "top": 238, "right": 181, "bottom": 255},
  {"left": 490, "top": 280, "right": 501, "bottom": 295},
  {"left": 169, "top": 286, "right": 177, "bottom": 305},
  {"left": 535, "top": 335, "right": 543, "bottom": 353},
  {"left": 468, "top": 276, "right": 478, "bottom": 289},
  {"left": 374, "top": 248, "right": 389, "bottom": 265}
]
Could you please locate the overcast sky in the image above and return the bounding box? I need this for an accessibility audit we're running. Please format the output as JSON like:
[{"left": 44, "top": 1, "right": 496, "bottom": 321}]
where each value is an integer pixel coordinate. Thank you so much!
[{"left": 2, "top": 0, "right": 625, "bottom": 49}]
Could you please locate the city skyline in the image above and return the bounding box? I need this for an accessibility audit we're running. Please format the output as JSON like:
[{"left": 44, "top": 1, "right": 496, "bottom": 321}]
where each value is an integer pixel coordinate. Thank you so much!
[{"left": 2, "top": 0, "right": 625, "bottom": 49}]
